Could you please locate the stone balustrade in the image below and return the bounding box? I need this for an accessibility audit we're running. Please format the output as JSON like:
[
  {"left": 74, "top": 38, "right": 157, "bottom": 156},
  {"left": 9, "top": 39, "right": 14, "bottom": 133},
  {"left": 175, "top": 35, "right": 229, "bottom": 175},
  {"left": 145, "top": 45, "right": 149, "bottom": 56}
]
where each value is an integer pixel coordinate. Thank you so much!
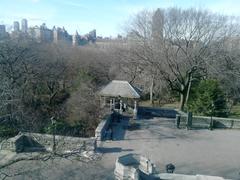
[
  {"left": 0, "top": 132, "right": 96, "bottom": 153},
  {"left": 114, "top": 153, "right": 229, "bottom": 180},
  {"left": 176, "top": 113, "right": 240, "bottom": 129},
  {"left": 114, "top": 153, "right": 157, "bottom": 180},
  {"left": 95, "top": 113, "right": 112, "bottom": 141}
]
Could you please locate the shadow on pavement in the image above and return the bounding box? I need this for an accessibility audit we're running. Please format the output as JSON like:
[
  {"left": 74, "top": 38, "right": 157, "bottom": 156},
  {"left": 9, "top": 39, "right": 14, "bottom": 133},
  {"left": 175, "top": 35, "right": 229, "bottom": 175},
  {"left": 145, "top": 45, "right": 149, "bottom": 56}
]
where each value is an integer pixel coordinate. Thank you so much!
[
  {"left": 138, "top": 106, "right": 177, "bottom": 119},
  {"left": 110, "top": 115, "right": 130, "bottom": 141},
  {"left": 97, "top": 147, "right": 133, "bottom": 153}
]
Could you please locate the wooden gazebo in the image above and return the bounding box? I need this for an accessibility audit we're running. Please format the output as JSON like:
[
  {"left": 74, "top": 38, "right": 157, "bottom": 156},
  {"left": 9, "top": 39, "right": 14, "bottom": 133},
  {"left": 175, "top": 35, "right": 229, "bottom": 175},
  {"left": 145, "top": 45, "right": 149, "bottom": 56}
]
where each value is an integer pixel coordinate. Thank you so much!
[{"left": 99, "top": 80, "right": 141, "bottom": 119}]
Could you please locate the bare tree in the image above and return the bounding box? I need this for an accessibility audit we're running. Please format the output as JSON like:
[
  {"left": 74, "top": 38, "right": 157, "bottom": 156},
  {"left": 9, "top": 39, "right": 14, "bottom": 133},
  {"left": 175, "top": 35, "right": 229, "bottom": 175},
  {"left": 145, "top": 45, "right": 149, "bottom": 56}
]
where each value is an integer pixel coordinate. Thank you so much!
[
  {"left": 124, "top": 8, "right": 238, "bottom": 110},
  {"left": 207, "top": 23, "right": 240, "bottom": 111},
  {"left": 0, "top": 39, "right": 39, "bottom": 130}
]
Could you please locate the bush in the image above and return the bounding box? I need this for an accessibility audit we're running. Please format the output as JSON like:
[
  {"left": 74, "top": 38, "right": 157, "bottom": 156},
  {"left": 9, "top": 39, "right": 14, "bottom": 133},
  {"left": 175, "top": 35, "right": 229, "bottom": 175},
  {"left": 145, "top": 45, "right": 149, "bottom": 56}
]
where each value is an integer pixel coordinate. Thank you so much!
[
  {"left": 188, "top": 79, "right": 227, "bottom": 117},
  {"left": 42, "top": 120, "right": 91, "bottom": 137},
  {"left": 0, "top": 125, "right": 19, "bottom": 138}
]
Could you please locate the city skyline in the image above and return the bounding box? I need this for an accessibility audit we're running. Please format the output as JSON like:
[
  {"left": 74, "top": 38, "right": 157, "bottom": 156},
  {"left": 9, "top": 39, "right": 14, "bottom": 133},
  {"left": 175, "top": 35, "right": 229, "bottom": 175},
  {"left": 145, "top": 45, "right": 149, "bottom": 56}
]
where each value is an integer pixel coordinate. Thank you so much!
[
  {"left": 0, "top": 18, "right": 97, "bottom": 46},
  {"left": 0, "top": 0, "right": 240, "bottom": 37}
]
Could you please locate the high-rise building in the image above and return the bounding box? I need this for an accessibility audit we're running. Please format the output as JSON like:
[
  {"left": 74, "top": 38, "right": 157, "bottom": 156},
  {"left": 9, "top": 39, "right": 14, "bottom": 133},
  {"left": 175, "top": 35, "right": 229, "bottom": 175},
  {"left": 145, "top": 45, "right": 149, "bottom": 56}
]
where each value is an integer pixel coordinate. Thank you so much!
[
  {"left": 0, "top": 25, "right": 6, "bottom": 34},
  {"left": 53, "top": 26, "right": 71, "bottom": 44},
  {"left": 13, "top": 21, "right": 20, "bottom": 32},
  {"left": 72, "top": 30, "right": 79, "bottom": 46},
  {"left": 89, "top": 29, "right": 96, "bottom": 39},
  {"left": 0, "top": 25, "right": 8, "bottom": 40},
  {"left": 89, "top": 29, "right": 96, "bottom": 42},
  {"left": 152, "top": 8, "right": 164, "bottom": 40},
  {"left": 21, "top": 19, "right": 28, "bottom": 33},
  {"left": 29, "top": 24, "right": 53, "bottom": 43}
]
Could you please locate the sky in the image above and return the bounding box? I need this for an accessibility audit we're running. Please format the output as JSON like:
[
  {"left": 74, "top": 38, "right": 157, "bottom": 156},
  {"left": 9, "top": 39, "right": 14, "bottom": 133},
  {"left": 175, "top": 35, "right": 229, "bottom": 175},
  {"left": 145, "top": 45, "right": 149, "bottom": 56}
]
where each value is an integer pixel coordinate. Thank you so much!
[{"left": 0, "top": 0, "right": 240, "bottom": 37}]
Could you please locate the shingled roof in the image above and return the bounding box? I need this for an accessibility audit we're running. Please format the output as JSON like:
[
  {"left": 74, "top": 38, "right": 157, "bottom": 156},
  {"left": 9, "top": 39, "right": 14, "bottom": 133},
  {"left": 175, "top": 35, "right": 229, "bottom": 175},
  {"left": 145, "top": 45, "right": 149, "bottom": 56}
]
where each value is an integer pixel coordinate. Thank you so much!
[{"left": 99, "top": 80, "right": 141, "bottom": 99}]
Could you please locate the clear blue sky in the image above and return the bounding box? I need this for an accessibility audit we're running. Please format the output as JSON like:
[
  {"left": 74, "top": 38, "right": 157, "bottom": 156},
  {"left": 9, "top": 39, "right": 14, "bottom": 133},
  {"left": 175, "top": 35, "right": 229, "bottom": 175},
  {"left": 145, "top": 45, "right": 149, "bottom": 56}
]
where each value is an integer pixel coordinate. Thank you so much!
[{"left": 0, "top": 0, "right": 239, "bottom": 37}]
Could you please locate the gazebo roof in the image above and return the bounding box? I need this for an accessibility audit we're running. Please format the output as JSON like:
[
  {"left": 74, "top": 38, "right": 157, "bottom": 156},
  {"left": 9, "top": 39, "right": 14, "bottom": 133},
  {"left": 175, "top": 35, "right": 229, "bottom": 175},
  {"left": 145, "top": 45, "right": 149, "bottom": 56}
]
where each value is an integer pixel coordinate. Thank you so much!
[{"left": 99, "top": 80, "right": 141, "bottom": 99}]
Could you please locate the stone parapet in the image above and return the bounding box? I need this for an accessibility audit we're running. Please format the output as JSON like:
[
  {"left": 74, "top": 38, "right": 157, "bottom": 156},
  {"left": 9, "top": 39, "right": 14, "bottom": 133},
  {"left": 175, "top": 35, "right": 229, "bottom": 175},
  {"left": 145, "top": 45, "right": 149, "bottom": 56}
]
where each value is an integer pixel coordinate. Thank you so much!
[
  {"left": 114, "top": 153, "right": 157, "bottom": 180},
  {"left": 114, "top": 154, "right": 229, "bottom": 180},
  {"left": 156, "top": 173, "right": 228, "bottom": 180},
  {"left": 176, "top": 114, "right": 240, "bottom": 129},
  {"left": 95, "top": 114, "right": 112, "bottom": 141},
  {"left": 0, "top": 133, "right": 96, "bottom": 153}
]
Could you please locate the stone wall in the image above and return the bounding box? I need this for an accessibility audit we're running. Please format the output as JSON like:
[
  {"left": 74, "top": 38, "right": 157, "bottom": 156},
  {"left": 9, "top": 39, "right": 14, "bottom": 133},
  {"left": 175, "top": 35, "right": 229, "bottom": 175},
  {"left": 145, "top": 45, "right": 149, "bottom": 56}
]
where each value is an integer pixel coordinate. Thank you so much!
[
  {"left": 139, "top": 107, "right": 178, "bottom": 118},
  {"left": 0, "top": 133, "right": 96, "bottom": 153},
  {"left": 115, "top": 154, "right": 228, "bottom": 180},
  {"left": 0, "top": 134, "right": 25, "bottom": 153},
  {"left": 114, "top": 153, "right": 157, "bottom": 180},
  {"left": 1, "top": 113, "right": 115, "bottom": 153},
  {"left": 177, "top": 114, "right": 240, "bottom": 129},
  {"left": 157, "top": 173, "right": 226, "bottom": 180},
  {"left": 95, "top": 114, "right": 112, "bottom": 141}
]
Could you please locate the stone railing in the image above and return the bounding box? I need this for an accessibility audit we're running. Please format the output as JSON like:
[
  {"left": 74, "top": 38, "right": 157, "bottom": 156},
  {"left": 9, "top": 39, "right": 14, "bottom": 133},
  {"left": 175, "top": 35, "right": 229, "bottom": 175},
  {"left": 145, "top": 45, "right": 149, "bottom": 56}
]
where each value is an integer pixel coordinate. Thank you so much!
[
  {"left": 114, "top": 153, "right": 157, "bottom": 180},
  {"left": 157, "top": 173, "right": 227, "bottom": 180},
  {"left": 95, "top": 113, "right": 112, "bottom": 141},
  {"left": 0, "top": 132, "right": 96, "bottom": 153},
  {"left": 114, "top": 153, "right": 229, "bottom": 180},
  {"left": 176, "top": 113, "right": 240, "bottom": 129},
  {"left": 0, "top": 134, "right": 25, "bottom": 153}
]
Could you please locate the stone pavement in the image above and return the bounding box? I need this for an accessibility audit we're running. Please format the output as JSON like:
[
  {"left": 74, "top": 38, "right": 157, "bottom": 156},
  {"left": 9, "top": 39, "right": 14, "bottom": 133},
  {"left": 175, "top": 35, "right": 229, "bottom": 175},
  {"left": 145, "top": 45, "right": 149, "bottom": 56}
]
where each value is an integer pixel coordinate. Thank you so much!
[
  {"left": 98, "top": 116, "right": 240, "bottom": 179},
  {"left": 0, "top": 150, "right": 16, "bottom": 165},
  {"left": 1, "top": 115, "right": 240, "bottom": 179}
]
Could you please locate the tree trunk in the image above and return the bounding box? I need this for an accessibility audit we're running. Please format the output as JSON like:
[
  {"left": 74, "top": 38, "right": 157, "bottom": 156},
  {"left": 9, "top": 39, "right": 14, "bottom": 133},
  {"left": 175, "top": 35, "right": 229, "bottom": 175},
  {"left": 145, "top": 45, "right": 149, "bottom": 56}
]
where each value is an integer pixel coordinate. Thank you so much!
[
  {"left": 179, "top": 93, "right": 185, "bottom": 111},
  {"left": 150, "top": 77, "right": 154, "bottom": 105},
  {"left": 179, "top": 85, "right": 187, "bottom": 111},
  {"left": 52, "top": 131, "right": 56, "bottom": 154},
  {"left": 185, "top": 74, "right": 192, "bottom": 108}
]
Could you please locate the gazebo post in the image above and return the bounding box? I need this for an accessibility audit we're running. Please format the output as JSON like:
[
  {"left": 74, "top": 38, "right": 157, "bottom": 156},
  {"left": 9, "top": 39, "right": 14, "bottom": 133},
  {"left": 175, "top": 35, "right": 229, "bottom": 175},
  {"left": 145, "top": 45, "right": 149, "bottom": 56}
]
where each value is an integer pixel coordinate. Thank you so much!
[
  {"left": 133, "top": 100, "right": 138, "bottom": 120},
  {"left": 120, "top": 99, "right": 123, "bottom": 114},
  {"left": 110, "top": 99, "right": 113, "bottom": 110},
  {"left": 103, "top": 96, "right": 106, "bottom": 107},
  {"left": 113, "top": 98, "right": 115, "bottom": 110}
]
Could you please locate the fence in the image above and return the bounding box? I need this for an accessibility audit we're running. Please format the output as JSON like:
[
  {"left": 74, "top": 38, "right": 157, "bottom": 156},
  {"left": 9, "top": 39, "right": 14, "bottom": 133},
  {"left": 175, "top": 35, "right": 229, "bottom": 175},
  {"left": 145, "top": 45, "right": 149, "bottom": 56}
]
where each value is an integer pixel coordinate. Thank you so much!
[{"left": 176, "top": 113, "right": 240, "bottom": 129}]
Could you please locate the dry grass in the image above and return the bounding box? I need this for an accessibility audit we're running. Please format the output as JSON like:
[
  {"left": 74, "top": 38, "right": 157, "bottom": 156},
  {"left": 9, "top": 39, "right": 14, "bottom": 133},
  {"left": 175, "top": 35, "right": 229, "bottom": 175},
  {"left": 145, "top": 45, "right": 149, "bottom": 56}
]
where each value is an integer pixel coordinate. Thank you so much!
[
  {"left": 139, "top": 100, "right": 179, "bottom": 109},
  {"left": 229, "top": 104, "right": 240, "bottom": 118}
]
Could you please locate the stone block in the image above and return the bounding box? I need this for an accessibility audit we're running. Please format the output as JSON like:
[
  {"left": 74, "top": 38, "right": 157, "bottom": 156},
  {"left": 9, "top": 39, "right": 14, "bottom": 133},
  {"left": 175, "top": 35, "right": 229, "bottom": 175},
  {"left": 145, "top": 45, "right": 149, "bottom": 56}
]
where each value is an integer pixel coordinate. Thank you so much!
[{"left": 114, "top": 153, "right": 157, "bottom": 180}]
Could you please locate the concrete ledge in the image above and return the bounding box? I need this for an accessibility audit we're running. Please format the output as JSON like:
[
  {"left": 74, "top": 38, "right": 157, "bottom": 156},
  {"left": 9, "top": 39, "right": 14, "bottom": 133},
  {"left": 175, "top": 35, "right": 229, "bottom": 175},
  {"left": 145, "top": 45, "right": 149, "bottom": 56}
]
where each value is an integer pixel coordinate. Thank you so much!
[
  {"left": 114, "top": 153, "right": 156, "bottom": 180},
  {"left": 95, "top": 114, "right": 112, "bottom": 141},
  {"left": 177, "top": 115, "right": 240, "bottom": 129},
  {"left": 158, "top": 173, "right": 227, "bottom": 180},
  {"left": 0, "top": 133, "right": 96, "bottom": 153},
  {"left": 114, "top": 154, "right": 229, "bottom": 180}
]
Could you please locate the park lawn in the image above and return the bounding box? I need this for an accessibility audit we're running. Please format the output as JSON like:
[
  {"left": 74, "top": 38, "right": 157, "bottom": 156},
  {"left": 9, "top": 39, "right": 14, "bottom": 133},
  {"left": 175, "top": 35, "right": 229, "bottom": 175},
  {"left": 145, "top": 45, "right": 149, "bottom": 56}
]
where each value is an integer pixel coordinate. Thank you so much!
[
  {"left": 139, "top": 101, "right": 240, "bottom": 119},
  {"left": 161, "top": 102, "right": 179, "bottom": 109},
  {"left": 139, "top": 100, "right": 179, "bottom": 109},
  {"left": 139, "top": 100, "right": 150, "bottom": 107},
  {"left": 229, "top": 104, "right": 240, "bottom": 119}
]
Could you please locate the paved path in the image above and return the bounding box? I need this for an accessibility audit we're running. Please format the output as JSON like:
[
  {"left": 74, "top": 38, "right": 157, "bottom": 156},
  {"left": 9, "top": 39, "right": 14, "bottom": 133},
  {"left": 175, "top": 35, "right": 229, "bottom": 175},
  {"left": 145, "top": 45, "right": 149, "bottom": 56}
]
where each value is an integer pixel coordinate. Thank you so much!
[
  {"left": 99, "top": 117, "right": 240, "bottom": 179},
  {"left": 2, "top": 116, "right": 240, "bottom": 179}
]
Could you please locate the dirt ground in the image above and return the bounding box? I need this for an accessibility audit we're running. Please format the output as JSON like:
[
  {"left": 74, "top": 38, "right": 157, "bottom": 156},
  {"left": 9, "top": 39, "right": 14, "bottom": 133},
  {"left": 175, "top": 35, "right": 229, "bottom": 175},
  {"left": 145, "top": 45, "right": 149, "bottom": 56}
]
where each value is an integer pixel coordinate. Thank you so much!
[{"left": 1, "top": 116, "right": 240, "bottom": 180}]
